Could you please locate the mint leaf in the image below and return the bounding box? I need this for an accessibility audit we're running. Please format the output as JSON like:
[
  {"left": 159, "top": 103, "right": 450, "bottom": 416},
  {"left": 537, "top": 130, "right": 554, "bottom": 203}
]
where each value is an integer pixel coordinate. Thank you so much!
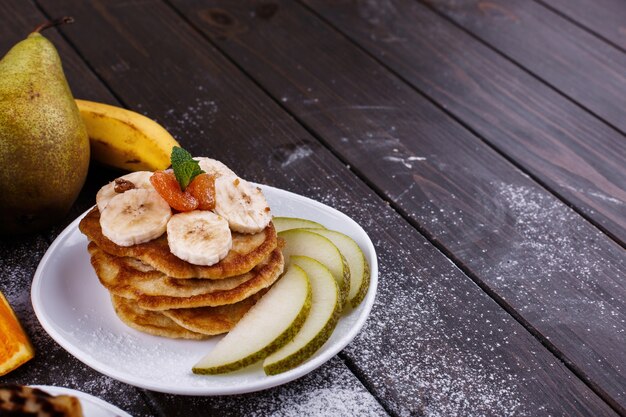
[{"left": 170, "top": 146, "right": 204, "bottom": 191}]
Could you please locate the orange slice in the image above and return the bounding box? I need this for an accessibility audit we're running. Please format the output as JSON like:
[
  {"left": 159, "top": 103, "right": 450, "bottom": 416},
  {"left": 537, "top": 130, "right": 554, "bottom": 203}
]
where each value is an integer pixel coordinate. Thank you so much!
[{"left": 0, "top": 292, "right": 34, "bottom": 376}]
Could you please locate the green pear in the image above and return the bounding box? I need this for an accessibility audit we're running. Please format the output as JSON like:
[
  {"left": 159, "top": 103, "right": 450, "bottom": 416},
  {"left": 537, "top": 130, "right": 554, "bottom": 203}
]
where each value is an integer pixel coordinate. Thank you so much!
[
  {"left": 0, "top": 18, "right": 89, "bottom": 235},
  {"left": 193, "top": 265, "right": 312, "bottom": 374},
  {"left": 272, "top": 216, "right": 326, "bottom": 233},
  {"left": 264, "top": 256, "right": 341, "bottom": 375},
  {"left": 305, "top": 228, "right": 370, "bottom": 308},
  {"left": 279, "top": 229, "right": 351, "bottom": 306}
]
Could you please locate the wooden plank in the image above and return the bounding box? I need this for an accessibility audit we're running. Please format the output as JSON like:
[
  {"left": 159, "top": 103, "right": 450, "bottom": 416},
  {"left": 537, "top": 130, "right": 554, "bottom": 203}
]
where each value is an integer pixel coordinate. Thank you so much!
[
  {"left": 144, "top": 358, "right": 390, "bottom": 417},
  {"left": 168, "top": 0, "right": 626, "bottom": 411},
  {"left": 0, "top": 238, "right": 155, "bottom": 417},
  {"left": 302, "top": 0, "right": 626, "bottom": 247},
  {"left": 423, "top": 0, "right": 626, "bottom": 133},
  {"left": 0, "top": 2, "right": 386, "bottom": 416},
  {"left": 0, "top": 4, "right": 380, "bottom": 417},
  {"left": 539, "top": 0, "right": 626, "bottom": 51},
  {"left": 0, "top": 3, "right": 155, "bottom": 416},
  {"left": 34, "top": 0, "right": 621, "bottom": 415}
]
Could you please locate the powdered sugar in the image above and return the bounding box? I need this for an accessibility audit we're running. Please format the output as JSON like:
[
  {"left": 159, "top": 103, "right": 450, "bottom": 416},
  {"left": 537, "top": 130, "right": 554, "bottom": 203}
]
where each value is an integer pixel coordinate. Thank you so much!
[
  {"left": 277, "top": 179, "right": 615, "bottom": 416},
  {"left": 281, "top": 145, "right": 313, "bottom": 168},
  {"left": 266, "top": 387, "right": 382, "bottom": 416},
  {"left": 484, "top": 182, "right": 625, "bottom": 334},
  {"left": 160, "top": 97, "right": 219, "bottom": 138},
  {"left": 383, "top": 155, "right": 426, "bottom": 169},
  {"left": 271, "top": 185, "right": 530, "bottom": 415},
  {"left": 3, "top": 171, "right": 617, "bottom": 416},
  {"left": 0, "top": 237, "right": 153, "bottom": 417},
  {"left": 0, "top": 237, "right": 49, "bottom": 314},
  {"left": 145, "top": 357, "right": 387, "bottom": 416}
]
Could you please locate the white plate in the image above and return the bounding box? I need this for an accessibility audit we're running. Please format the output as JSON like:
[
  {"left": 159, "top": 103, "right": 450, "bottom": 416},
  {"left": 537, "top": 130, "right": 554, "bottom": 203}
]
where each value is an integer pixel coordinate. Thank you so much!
[
  {"left": 31, "top": 184, "right": 378, "bottom": 395},
  {"left": 29, "top": 385, "right": 132, "bottom": 417}
]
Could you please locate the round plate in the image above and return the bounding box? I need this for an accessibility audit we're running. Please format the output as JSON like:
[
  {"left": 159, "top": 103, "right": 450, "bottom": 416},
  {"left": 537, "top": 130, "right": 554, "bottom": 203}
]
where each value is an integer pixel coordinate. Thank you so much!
[
  {"left": 31, "top": 184, "right": 378, "bottom": 395},
  {"left": 29, "top": 385, "right": 132, "bottom": 417}
]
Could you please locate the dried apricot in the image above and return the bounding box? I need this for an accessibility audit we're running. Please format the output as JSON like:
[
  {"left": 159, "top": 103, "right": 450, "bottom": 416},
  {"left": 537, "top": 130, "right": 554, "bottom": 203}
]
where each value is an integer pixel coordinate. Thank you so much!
[
  {"left": 150, "top": 170, "right": 198, "bottom": 212},
  {"left": 187, "top": 173, "right": 216, "bottom": 210},
  {"left": 0, "top": 292, "right": 34, "bottom": 376}
]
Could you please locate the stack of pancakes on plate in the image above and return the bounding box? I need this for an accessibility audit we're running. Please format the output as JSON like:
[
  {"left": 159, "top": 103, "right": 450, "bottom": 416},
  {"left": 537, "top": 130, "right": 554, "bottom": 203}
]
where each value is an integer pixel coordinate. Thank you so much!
[{"left": 79, "top": 208, "right": 283, "bottom": 339}]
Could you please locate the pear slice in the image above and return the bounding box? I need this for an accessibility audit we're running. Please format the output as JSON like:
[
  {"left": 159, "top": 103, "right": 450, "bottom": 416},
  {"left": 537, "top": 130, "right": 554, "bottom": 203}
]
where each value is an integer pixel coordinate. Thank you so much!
[
  {"left": 273, "top": 216, "right": 325, "bottom": 233},
  {"left": 279, "top": 229, "right": 350, "bottom": 306},
  {"left": 263, "top": 256, "right": 341, "bottom": 375},
  {"left": 305, "top": 229, "right": 370, "bottom": 308},
  {"left": 192, "top": 265, "right": 311, "bottom": 375}
]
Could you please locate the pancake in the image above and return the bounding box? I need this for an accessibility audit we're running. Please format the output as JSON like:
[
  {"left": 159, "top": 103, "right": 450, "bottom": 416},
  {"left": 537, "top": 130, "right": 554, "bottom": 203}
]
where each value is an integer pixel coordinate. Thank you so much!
[
  {"left": 161, "top": 290, "right": 267, "bottom": 336},
  {"left": 111, "top": 295, "right": 207, "bottom": 339},
  {"left": 0, "top": 385, "right": 83, "bottom": 417},
  {"left": 88, "top": 242, "right": 254, "bottom": 297},
  {"left": 137, "top": 248, "right": 283, "bottom": 310},
  {"left": 90, "top": 244, "right": 285, "bottom": 310},
  {"left": 80, "top": 207, "right": 277, "bottom": 279}
]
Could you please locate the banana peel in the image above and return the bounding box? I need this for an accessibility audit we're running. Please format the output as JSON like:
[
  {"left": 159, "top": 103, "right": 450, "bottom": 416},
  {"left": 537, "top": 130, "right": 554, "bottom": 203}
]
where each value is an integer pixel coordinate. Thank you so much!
[{"left": 76, "top": 99, "right": 179, "bottom": 172}]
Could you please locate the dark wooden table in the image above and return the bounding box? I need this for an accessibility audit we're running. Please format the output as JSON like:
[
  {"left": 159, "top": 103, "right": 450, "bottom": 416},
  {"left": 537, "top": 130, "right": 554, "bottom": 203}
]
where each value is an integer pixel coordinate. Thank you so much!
[{"left": 1, "top": 1, "right": 625, "bottom": 416}]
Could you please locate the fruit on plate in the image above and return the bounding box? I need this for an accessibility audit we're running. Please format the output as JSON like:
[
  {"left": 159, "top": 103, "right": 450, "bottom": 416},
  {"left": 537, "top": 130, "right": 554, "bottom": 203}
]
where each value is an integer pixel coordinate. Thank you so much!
[
  {"left": 192, "top": 265, "right": 311, "bottom": 374},
  {"left": 263, "top": 256, "right": 341, "bottom": 375},
  {"left": 76, "top": 99, "right": 179, "bottom": 171},
  {"left": 272, "top": 216, "right": 325, "bottom": 233},
  {"left": 150, "top": 170, "right": 200, "bottom": 212},
  {"left": 214, "top": 176, "right": 272, "bottom": 234},
  {"left": 0, "top": 18, "right": 89, "bottom": 235},
  {"left": 306, "top": 229, "right": 370, "bottom": 308},
  {"left": 194, "top": 157, "right": 236, "bottom": 178},
  {"left": 99, "top": 188, "right": 172, "bottom": 246},
  {"left": 166, "top": 210, "right": 232, "bottom": 266},
  {"left": 0, "top": 292, "right": 34, "bottom": 376},
  {"left": 95, "top": 171, "right": 154, "bottom": 212},
  {"left": 279, "top": 229, "right": 350, "bottom": 306}
]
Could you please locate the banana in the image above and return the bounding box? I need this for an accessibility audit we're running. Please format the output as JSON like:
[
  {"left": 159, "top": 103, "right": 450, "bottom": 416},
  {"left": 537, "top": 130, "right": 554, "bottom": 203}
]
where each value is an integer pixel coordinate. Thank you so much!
[
  {"left": 214, "top": 176, "right": 272, "bottom": 234},
  {"left": 167, "top": 211, "right": 232, "bottom": 266},
  {"left": 96, "top": 171, "right": 154, "bottom": 212},
  {"left": 195, "top": 157, "right": 237, "bottom": 178},
  {"left": 100, "top": 188, "right": 172, "bottom": 247},
  {"left": 76, "top": 99, "right": 179, "bottom": 171}
]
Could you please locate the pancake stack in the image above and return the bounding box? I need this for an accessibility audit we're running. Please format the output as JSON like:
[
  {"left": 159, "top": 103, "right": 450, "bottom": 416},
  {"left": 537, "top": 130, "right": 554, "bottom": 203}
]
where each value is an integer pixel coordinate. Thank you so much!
[{"left": 79, "top": 159, "right": 284, "bottom": 339}]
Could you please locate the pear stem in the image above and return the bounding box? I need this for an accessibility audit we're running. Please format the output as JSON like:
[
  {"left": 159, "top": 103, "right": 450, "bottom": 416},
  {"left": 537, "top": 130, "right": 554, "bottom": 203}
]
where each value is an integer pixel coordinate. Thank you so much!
[{"left": 32, "top": 17, "right": 74, "bottom": 34}]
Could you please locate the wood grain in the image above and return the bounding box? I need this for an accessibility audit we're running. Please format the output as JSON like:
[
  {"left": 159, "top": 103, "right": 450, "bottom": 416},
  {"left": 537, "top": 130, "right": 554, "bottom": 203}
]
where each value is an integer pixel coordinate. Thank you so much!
[
  {"left": 423, "top": 0, "right": 626, "bottom": 133},
  {"left": 0, "top": 3, "right": 155, "bottom": 416},
  {"left": 166, "top": 0, "right": 626, "bottom": 411},
  {"left": 0, "top": 3, "right": 390, "bottom": 417},
  {"left": 144, "top": 358, "right": 391, "bottom": 417},
  {"left": 539, "top": 0, "right": 626, "bottom": 51},
  {"left": 304, "top": 0, "right": 626, "bottom": 247},
  {"left": 32, "top": 0, "right": 621, "bottom": 415}
]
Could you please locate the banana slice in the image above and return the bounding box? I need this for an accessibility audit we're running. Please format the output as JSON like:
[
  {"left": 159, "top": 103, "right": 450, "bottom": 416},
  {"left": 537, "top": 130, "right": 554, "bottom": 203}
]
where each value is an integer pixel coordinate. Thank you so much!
[
  {"left": 195, "top": 157, "right": 237, "bottom": 178},
  {"left": 214, "top": 176, "right": 272, "bottom": 234},
  {"left": 96, "top": 171, "right": 155, "bottom": 213},
  {"left": 100, "top": 189, "right": 171, "bottom": 246},
  {"left": 167, "top": 211, "right": 232, "bottom": 266}
]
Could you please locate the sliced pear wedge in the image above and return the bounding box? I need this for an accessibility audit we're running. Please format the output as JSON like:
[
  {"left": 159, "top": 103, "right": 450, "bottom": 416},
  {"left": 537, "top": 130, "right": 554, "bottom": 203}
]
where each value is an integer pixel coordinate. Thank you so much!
[
  {"left": 279, "top": 229, "right": 350, "bottom": 306},
  {"left": 192, "top": 265, "right": 311, "bottom": 375},
  {"left": 263, "top": 256, "right": 341, "bottom": 375},
  {"left": 273, "top": 216, "right": 325, "bottom": 233},
  {"left": 305, "top": 229, "right": 370, "bottom": 308}
]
